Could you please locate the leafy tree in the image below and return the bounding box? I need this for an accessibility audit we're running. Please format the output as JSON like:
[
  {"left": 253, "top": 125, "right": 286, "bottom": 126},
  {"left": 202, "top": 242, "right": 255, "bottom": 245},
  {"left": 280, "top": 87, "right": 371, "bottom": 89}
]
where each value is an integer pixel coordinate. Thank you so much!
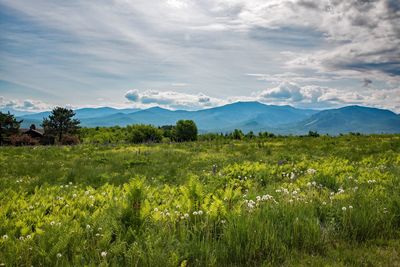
[
  {"left": 42, "top": 107, "right": 80, "bottom": 142},
  {"left": 308, "top": 130, "right": 320, "bottom": 137},
  {"left": 246, "top": 131, "right": 255, "bottom": 139},
  {"left": 0, "top": 111, "right": 22, "bottom": 145},
  {"left": 126, "top": 124, "right": 163, "bottom": 143},
  {"left": 175, "top": 120, "right": 198, "bottom": 142},
  {"left": 231, "top": 129, "right": 244, "bottom": 140},
  {"left": 160, "top": 125, "right": 176, "bottom": 141}
]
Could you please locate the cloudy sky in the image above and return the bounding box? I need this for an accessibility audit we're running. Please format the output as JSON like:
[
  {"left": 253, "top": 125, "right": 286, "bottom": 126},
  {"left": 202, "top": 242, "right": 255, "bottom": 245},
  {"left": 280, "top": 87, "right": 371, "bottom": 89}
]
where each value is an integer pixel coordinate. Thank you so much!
[{"left": 0, "top": 0, "right": 399, "bottom": 112}]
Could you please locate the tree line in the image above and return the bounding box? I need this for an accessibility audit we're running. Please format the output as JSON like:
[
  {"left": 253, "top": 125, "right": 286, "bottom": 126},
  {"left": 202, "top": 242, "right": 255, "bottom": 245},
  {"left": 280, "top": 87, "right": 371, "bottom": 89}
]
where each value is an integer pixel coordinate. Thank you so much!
[
  {"left": 0, "top": 107, "right": 198, "bottom": 146},
  {"left": 1, "top": 107, "right": 338, "bottom": 146}
]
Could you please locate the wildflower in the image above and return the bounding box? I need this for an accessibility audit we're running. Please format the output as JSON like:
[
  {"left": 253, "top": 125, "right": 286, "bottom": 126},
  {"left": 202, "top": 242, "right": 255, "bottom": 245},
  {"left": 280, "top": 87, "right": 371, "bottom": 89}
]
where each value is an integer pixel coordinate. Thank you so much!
[
  {"left": 198, "top": 210, "right": 203, "bottom": 215},
  {"left": 60, "top": 185, "right": 64, "bottom": 188},
  {"left": 312, "top": 181, "right": 317, "bottom": 186},
  {"left": 96, "top": 233, "right": 100, "bottom": 237},
  {"left": 349, "top": 205, "right": 353, "bottom": 209},
  {"left": 72, "top": 194, "right": 77, "bottom": 198},
  {"left": 290, "top": 172, "right": 296, "bottom": 180},
  {"left": 165, "top": 212, "right": 170, "bottom": 217},
  {"left": 306, "top": 182, "right": 312, "bottom": 187},
  {"left": 86, "top": 224, "right": 91, "bottom": 230},
  {"left": 247, "top": 200, "right": 256, "bottom": 209},
  {"left": 69, "top": 182, "right": 73, "bottom": 185},
  {"left": 153, "top": 208, "right": 158, "bottom": 212},
  {"left": 101, "top": 192, "right": 106, "bottom": 196},
  {"left": 220, "top": 220, "right": 226, "bottom": 224},
  {"left": 322, "top": 201, "right": 327, "bottom": 205},
  {"left": 256, "top": 196, "right": 261, "bottom": 202},
  {"left": 19, "top": 236, "right": 24, "bottom": 241},
  {"left": 26, "top": 235, "right": 31, "bottom": 239},
  {"left": 184, "top": 213, "right": 189, "bottom": 218},
  {"left": 50, "top": 221, "right": 55, "bottom": 226},
  {"left": 193, "top": 211, "right": 198, "bottom": 215},
  {"left": 342, "top": 207, "right": 347, "bottom": 211},
  {"left": 98, "top": 227, "right": 102, "bottom": 231},
  {"left": 283, "top": 188, "right": 289, "bottom": 194},
  {"left": 2, "top": 235, "right": 8, "bottom": 240},
  {"left": 57, "top": 253, "right": 62, "bottom": 258},
  {"left": 275, "top": 189, "right": 281, "bottom": 193},
  {"left": 101, "top": 251, "right": 107, "bottom": 258},
  {"left": 307, "top": 168, "right": 316, "bottom": 175},
  {"left": 85, "top": 190, "right": 90, "bottom": 195},
  {"left": 65, "top": 185, "right": 69, "bottom": 188}
]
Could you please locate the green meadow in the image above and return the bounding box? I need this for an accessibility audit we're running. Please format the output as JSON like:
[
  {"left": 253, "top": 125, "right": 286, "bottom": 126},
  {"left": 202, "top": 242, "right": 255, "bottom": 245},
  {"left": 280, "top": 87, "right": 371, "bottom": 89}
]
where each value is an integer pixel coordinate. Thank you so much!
[{"left": 1, "top": 135, "right": 400, "bottom": 266}]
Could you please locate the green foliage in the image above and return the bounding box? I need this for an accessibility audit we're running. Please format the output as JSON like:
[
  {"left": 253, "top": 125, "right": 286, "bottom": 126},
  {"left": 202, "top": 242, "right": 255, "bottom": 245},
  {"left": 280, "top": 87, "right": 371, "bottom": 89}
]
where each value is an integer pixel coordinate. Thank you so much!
[
  {"left": 42, "top": 107, "right": 80, "bottom": 142},
  {"left": 0, "top": 111, "right": 22, "bottom": 145},
  {"left": 175, "top": 120, "right": 198, "bottom": 142},
  {"left": 126, "top": 124, "right": 163, "bottom": 144},
  {"left": 231, "top": 129, "right": 244, "bottom": 140},
  {"left": 1, "top": 135, "right": 400, "bottom": 266}
]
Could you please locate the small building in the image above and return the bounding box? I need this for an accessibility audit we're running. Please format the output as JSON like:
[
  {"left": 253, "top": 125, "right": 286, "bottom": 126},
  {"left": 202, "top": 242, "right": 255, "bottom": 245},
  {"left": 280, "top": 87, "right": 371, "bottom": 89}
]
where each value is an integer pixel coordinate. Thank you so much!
[{"left": 21, "top": 124, "right": 44, "bottom": 139}]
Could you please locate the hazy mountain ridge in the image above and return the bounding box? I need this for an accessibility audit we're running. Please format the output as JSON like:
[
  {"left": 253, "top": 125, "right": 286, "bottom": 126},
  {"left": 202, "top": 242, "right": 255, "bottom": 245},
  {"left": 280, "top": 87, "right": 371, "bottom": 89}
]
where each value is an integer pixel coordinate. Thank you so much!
[{"left": 14, "top": 102, "right": 400, "bottom": 134}]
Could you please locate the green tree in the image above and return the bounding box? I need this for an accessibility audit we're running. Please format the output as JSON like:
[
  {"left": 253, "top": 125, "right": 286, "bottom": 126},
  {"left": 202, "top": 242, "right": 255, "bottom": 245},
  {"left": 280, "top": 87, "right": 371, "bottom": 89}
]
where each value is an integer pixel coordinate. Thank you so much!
[
  {"left": 308, "top": 130, "right": 320, "bottom": 137},
  {"left": 0, "top": 111, "right": 22, "bottom": 145},
  {"left": 231, "top": 129, "right": 244, "bottom": 140},
  {"left": 42, "top": 107, "right": 80, "bottom": 142},
  {"left": 175, "top": 120, "right": 198, "bottom": 142},
  {"left": 126, "top": 124, "right": 163, "bottom": 143}
]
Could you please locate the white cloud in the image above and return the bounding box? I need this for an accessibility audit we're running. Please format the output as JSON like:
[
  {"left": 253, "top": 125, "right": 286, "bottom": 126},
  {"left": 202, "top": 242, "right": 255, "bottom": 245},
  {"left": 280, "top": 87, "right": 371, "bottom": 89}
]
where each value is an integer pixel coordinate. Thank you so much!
[
  {"left": 0, "top": 96, "right": 51, "bottom": 111},
  {"left": 124, "top": 89, "right": 227, "bottom": 110},
  {"left": 255, "top": 82, "right": 400, "bottom": 112}
]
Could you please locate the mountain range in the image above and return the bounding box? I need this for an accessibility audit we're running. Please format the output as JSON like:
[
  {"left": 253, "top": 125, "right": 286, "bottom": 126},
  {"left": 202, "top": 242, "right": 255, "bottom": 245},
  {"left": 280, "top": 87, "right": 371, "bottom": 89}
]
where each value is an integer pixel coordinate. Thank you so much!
[{"left": 11, "top": 102, "right": 400, "bottom": 135}]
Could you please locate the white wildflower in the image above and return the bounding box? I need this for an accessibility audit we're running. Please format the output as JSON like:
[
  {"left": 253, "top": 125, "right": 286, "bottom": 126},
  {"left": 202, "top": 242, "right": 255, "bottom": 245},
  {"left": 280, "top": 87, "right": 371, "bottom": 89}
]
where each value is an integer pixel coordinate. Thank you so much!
[
  {"left": 307, "top": 168, "right": 316, "bottom": 175},
  {"left": 2, "top": 235, "right": 8, "bottom": 240},
  {"left": 342, "top": 207, "right": 347, "bottom": 211},
  {"left": 57, "top": 253, "right": 62, "bottom": 258},
  {"left": 101, "top": 251, "right": 107, "bottom": 258},
  {"left": 198, "top": 210, "right": 203, "bottom": 215}
]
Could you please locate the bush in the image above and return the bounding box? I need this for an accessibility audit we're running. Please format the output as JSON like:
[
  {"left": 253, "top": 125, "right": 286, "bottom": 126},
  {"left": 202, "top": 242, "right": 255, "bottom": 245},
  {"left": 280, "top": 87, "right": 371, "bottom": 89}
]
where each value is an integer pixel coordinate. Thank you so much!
[
  {"left": 175, "top": 120, "right": 198, "bottom": 142},
  {"left": 127, "top": 124, "right": 163, "bottom": 143},
  {"left": 60, "top": 134, "right": 80, "bottom": 145},
  {"left": 10, "top": 134, "right": 39, "bottom": 146}
]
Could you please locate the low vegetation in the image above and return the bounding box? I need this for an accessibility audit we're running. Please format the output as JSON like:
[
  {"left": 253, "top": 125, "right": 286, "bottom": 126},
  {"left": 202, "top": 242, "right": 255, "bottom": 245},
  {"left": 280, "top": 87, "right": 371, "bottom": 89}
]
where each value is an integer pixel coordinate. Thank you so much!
[{"left": 1, "top": 135, "right": 400, "bottom": 266}]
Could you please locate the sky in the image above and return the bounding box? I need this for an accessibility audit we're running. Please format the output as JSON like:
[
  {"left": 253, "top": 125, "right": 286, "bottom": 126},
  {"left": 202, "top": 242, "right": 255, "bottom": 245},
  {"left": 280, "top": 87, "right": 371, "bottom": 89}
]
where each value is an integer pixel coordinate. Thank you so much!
[{"left": 0, "top": 0, "right": 399, "bottom": 113}]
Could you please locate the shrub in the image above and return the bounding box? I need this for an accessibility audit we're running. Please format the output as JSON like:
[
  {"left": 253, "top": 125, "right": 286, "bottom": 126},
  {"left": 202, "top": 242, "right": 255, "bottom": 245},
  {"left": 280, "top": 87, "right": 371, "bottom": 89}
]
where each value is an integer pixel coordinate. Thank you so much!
[
  {"left": 9, "top": 134, "right": 39, "bottom": 146},
  {"left": 60, "top": 134, "right": 80, "bottom": 145},
  {"left": 175, "top": 120, "right": 198, "bottom": 142},
  {"left": 126, "top": 124, "right": 163, "bottom": 143}
]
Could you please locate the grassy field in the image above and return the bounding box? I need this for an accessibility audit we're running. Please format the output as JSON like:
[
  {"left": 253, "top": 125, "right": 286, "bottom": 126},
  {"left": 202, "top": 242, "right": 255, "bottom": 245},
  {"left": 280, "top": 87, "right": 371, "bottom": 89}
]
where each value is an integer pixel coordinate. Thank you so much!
[{"left": 1, "top": 135, "right": 400, "bottom": 266}]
